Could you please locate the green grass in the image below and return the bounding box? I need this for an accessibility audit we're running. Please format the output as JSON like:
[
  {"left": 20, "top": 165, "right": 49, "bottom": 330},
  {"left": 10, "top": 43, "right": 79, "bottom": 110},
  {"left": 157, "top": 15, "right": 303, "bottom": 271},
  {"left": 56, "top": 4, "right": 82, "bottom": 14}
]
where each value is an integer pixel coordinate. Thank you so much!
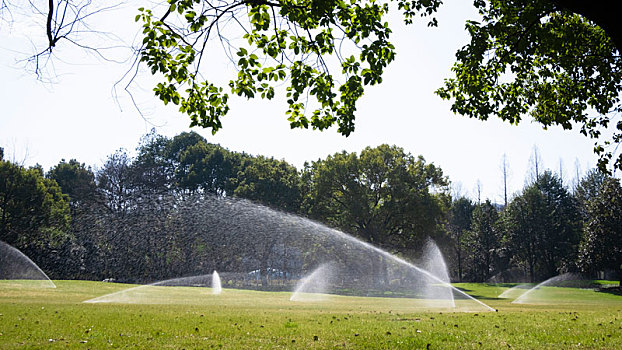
[{"left": 1, "top": 280, "right": 622, "bottom": 349}]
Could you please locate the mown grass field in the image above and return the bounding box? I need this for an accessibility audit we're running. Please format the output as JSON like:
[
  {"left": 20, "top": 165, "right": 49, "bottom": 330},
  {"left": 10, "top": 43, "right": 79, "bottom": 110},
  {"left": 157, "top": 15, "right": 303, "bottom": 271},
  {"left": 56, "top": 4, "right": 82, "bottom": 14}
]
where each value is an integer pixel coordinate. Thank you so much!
[{"left": 1, "top": 280, "right": 621, "bottom": 349}]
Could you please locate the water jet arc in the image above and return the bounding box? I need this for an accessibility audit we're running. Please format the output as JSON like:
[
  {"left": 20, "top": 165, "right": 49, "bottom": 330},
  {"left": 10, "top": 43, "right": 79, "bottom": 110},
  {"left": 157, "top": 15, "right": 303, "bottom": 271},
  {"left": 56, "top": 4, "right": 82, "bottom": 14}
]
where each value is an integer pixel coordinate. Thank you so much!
[
  {"left": 79, "top": 195, "right": 494, "bottom": 311},
  {"left": 0, "top": 241, "right": 56, "bottom": 288},
  {"left": 512, "top": 273, "right": 586, "bottom": 304},
  {"left": 321, "top": 226, "right": 495, "bottom": 311},
  {"left": 212, "top": 271, "right": 222, "bottom": 295},
  {"left": 290, "top": 263, "right": 335, "bottom": 301},
  {"left": 83, "top": 273, "right": 221, "bottom": 304}
]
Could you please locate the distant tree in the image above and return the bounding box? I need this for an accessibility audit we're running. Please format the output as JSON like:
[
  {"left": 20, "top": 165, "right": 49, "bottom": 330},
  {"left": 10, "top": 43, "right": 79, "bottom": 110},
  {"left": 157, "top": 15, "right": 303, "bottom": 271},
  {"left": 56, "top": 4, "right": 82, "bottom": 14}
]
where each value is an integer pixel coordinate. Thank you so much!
[
  {"left": 557, "top": 158, "right": 565, "bottom": 185},
  {"left": 0, "top": 159, "right": 72, "bottom": 277},
  {"left": 132, "top": 130, "right": 176, "bottom": 193},
  {"left": 572, "top": 158, "right": 583, "bottom": 192},
  {"left": 131, "top": 130, "right": 237, "bottom": 195},
  {"left": 176, "top": 141, "right": 211, "bottom": 194},
  {"left": 177, "top": 141, "right": 238, "bottom": 195},
  {"left": 475, "top": 179, "right": 482, "bottom": 204},
  {"left": 233, "top": 155, "right": 302, "bottom": 212},
  {"left": 304, "top": 144, "right": 449, "bottom": 252},
  {"left": 96, "top": 149, "right": 135, "bottom": 215},
  {"left": 465, "top": 200, "right": 500, "bottom": 282},
  {"left": 164, "top": 131, "right": 213, "bottom": 192},
  {"left": 526, "top": 146, "right": 543, "bottom": 184},
  {"left": 574, "top": 169, "right": 607, "bottom": 219},
  {"left": 47, "top": 159, "right": 101, "bottom": 278},
  {"left": 303, "top": 145, "right": 449, "bottom": 288},
  {"left": 504, "top": 171, "right": 581, "bottom": 281},
  {"left": 447, "top": 197, "right": 475, "bottom": 282},
  {"left": 504, "top": 185, "right": 544, "bottom": 282},
  {"left": 166, "top": 131, "right": 208, "bottom": 165},
  {"left": 578, "top": 177, "right": 622, "bottom": 285},
  {"left": 47, "top": 159, "right": 98, "bottom": 208},
  {"left": 534, "top": 170, "right": 582, "bottom": 273}
]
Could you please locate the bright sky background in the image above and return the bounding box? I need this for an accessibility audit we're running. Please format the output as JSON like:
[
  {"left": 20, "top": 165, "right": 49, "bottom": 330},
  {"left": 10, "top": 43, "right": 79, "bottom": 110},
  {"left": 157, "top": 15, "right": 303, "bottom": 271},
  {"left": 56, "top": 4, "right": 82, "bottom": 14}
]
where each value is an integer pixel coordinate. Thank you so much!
[{"left": 0, "top": 1, "right": 605, "bottom": 203}]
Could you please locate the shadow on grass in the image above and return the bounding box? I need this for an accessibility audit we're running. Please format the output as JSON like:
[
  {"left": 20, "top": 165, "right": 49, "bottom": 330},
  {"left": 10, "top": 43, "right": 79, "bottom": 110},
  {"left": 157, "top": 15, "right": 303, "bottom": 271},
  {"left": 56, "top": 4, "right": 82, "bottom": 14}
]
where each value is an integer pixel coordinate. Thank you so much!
[
  {"left": 595, "top": 286, "right": 622, "bottom": 296},
  {"left": 488, "top": 283, "right": 531, "bottom": 288}
]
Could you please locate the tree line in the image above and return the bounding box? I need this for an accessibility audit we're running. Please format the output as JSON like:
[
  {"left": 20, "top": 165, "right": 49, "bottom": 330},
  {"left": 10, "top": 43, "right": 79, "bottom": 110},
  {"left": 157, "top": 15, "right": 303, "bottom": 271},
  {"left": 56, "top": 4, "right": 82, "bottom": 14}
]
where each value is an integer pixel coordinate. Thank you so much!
[
  {"left": 1, "top": 132, "right": 621, "bottom": 285},
  {"left": 449, "top": 170, "right": 621, "bottom": 284}
]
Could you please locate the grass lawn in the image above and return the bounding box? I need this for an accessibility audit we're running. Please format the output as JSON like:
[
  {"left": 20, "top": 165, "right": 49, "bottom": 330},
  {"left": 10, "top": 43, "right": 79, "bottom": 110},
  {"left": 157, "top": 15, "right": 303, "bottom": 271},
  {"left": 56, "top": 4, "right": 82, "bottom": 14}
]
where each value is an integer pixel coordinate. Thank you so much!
[{"left": 1, "top": 280, "right": 621, "bottom": 349}]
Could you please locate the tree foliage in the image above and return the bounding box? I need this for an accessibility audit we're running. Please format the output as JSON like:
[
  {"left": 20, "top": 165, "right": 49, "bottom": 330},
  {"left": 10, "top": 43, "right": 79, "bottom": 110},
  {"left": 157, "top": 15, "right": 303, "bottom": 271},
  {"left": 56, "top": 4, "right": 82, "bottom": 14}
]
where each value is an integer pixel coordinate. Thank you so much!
[
  {"left": 132, "top": 0, "right": 622, "bottom": 172},
  {"left": 0, "top": 158, "right": 72, "bottom": 277},
  {"left": 0, "top": 161, "right": 70, "bottom": 247},
  {"left": 135, "top": 0, "right": 440, "bottom": 136},
  {"left": 578, "top": 177, "right": 622, "bottom": 284},
  {"left": 96, "top": 149, "right": 135, "bottom": 215},
  {"left": 132, "top": 131, "right": 178, "bottom": 193},
  {"left": 447, "top": 196, "right": 474, "bottom": 282},
  {"left": 5, "top": 1, "right": 622, "bottom": 173},
  {"left": 437, "top": 0, "right": 622, "bottom": 171},
  {"left": 504, "top": 171, "right": 581, "bottom": 281},
  {"left": 47, "top": 159, "right": 98, "bottom": 209},
  {"left": 465, "top": 200, "right": 500, "bottom": 281},
  {"left": 233, "top": 155, "right": 302, "bottom": 212},
  {"left": 574, "top": 168, "right": 607, "bottom": 218},
  {"left": 3, "top": 0, "right": 621, "bottom": 189},
  {"left": 177, "top": 140, "right": 236, "bottom": 195},
  {"left": 303, "top": 144, "right": 449, "bottom": 252}
]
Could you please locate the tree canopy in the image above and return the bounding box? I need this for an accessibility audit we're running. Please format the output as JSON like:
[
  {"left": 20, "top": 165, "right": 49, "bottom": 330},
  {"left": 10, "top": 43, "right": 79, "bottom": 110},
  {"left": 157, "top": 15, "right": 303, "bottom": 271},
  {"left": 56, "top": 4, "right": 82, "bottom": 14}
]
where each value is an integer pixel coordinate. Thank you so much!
[
  {"left": 302, "top": 144, "right": 449, "bottom": 253},
  {"left": 446, "top": 196, "right": 474, "bottom": 282},
  {"left": 134, "top": 0, "right": 440, "bottom": 136},
  {"left": 0, "top": 158, "right": 73, "bottom": 277},
  {"left": 47, "top": 159, "right": 98, "bottom": 209},
  {"left": 5, "top": 1, "right": 622, "bottom": 170},
  {"left": 465, "top": 200, "right": 501, "bottom": 282},
  {"left": 436, "top": 0, "right": 622, "bottom": 171},
  {"left": 578, "top": 177, "right": 622, "bottom": 284},
  {"left": 503, "top": 171, "right": 581, "bottom": 281},
  {"left": 121, "top": 0, "right": 622, "bottom": 172}
]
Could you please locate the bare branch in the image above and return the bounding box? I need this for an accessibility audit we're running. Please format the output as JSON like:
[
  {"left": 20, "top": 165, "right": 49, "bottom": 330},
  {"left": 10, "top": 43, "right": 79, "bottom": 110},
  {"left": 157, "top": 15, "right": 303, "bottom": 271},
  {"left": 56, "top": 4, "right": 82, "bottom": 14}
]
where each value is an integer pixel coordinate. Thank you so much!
[{"left": 46, "top": 0, "right": 54, "bottom": 46}]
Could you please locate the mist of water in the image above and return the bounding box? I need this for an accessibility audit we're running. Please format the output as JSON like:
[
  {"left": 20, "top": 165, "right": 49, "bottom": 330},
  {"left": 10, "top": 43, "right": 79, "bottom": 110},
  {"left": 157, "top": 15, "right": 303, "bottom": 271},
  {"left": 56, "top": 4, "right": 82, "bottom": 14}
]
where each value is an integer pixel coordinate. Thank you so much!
[
  {"left": 512, "top": 273, "right": 589, "bottom": 304},
  {"left": 0, "top": 241, "right": 56, "bottom": 288},
  {"left": 290, "top": 263, "right": 335, "bottom": 301},
  {"left": 421, "top": 239, "right": 455, "bottom": 307},
  {"left": 79, "top": 194, "right": 494, "bottom": 311},
  {"left": 84, "top": 273, "right": 222, "bottom": 304},
  {"left": 498, "top": 283, "right": 532, "bottom": 299}
]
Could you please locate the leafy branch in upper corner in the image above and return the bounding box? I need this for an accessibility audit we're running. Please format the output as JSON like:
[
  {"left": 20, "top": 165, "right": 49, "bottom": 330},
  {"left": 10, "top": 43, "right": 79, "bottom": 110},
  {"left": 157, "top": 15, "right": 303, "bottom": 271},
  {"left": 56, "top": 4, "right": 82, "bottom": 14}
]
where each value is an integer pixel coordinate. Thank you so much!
[{"left": 436, "top": 0, "right": 622, "bottom": 172}]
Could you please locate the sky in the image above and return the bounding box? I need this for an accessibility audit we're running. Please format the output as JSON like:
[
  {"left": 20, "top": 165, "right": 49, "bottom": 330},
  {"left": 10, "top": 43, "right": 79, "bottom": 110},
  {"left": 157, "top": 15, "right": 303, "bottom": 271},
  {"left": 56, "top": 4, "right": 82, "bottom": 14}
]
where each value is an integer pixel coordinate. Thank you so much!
[{"left": 0, "top": 1, "right": 606, "bottom": 203}]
